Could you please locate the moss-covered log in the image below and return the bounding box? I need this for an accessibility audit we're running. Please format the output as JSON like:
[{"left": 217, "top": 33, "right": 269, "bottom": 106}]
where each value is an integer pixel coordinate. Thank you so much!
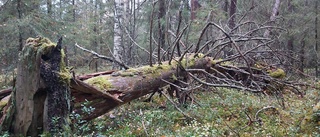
[
  {"left": 0, "top": 37, "right": 297, "bottom": 135},
  {"left": 71, "top": 54, "right": 212, "bottom": 120},
  {"left": 70, "top": 53, "right": 293, "bottom": 121}
]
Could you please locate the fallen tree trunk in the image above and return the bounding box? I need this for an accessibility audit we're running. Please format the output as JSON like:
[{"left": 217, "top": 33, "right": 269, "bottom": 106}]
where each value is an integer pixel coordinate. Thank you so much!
[
  {"left": 71, "top": 54, "right": 215, "bottom": 120},
  {"left": 0, "top": 53, "right": 299, "bottom": 123},
  {"left": 70, "top": 53, "right": 299, "bottom": 121},
  {"left": 0, "top": 38, "right": 301, "bottom": 136}
]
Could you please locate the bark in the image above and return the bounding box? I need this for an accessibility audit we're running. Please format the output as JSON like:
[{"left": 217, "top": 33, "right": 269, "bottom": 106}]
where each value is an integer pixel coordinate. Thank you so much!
[
  {"left": 263, "top": 0, "right": 280, "bottom": 37},
  {"left": 190, "top": 0, "right": 201, "bottom": 20},
  {"left": 228, "top": 0, "right": 237, "bottom": 29},
  {"left": 71, "top": 54, "right": 215, "bottom": 120},
  {"left": 299, "top": 38, "right": 305, "bottom": 75},
  {"left": 0, "top": 37, "right": 71, "bottom": 136},
  {"left": 70, "top": 53, "right": 296, "bottom": 121},
  {"left": 72, "top": 0, "right": 77, "bottom": 56},
  {"left": 287, "top": 0, "right": 294, "bottom": 72},
  {"left": 158, "top": 0, "right": 166, "bottom": 64},
  {"left": 175, "top": 0, "right": 184, "bottom": 57},
  {"left": 17, "top": 0, "right": 23, "bottom": 51},
  {"left": 47, "top": 0, "right": 52, "bottom": 15},
  {"left": 315, "top": 0, "right": 319, "bottom": 77},
  {"left": 223, "top": 0, "right": 228, "bottom": 14},
  {"left": 113, "top": 0, "right": 125, "bottom": 69},
  {"left": 287, "top": 36, "right": 294, "bottom": 70}
]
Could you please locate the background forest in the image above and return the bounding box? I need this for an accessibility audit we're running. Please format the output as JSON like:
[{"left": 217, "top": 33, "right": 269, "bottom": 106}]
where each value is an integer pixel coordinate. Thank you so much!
[{"left": 1, "top": 0, "right": 320, "bottom": 136}]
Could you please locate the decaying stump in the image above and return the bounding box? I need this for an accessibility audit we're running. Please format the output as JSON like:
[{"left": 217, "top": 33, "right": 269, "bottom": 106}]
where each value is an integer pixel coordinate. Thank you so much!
[{"left": 0, "top": 37, "right": 71, "bottom": 136}]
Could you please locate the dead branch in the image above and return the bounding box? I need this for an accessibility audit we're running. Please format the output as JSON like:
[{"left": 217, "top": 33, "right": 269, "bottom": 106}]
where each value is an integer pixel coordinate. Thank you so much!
[
  {"left": 75, "top": 43, "right": 129, "bottom": 69},
  {"left": 0, "top": 88, "right": 12, "bottom": 100}
]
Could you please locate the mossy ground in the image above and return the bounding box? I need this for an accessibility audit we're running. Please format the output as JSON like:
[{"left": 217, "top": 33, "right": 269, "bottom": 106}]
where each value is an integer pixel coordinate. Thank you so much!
[{"left": 62, "top": 86, "right": 320, "bottom": 136}]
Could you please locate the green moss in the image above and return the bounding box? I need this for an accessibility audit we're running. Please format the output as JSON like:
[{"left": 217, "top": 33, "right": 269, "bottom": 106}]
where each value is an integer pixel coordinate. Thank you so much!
[
  {"left": 59, "top": 49, "right": 71, "bottom": 84},
  {"left": 26, "top": 37, "right": 71, "bottom": 84},
  {"left": 0, "top": 100, "right": 7, "bottom": 111},
  {"left": 268, "top": 68, "right": 286, "bottom": 79},
  {"left": 177, "top": 53, "right": 207, "bottom": 68},
  {"left": 118, "top": 64, "right": 174, "bottom": 77},
  {"left": 171, "top": 74, "right": 178, "bottom": 81},
  {"left": 85, "top": 76, "right": 113, "bottom": 91}
]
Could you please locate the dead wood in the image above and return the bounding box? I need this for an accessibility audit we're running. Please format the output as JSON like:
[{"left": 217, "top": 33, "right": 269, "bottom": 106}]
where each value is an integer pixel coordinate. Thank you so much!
[{"left": 0, "top": 53, "right": 301, "bottom": 127}]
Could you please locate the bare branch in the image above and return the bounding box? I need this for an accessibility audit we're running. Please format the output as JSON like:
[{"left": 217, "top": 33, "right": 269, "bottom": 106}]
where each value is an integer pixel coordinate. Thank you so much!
[{"left": 75, "top": 43, "right": 129, "bottom": 69}]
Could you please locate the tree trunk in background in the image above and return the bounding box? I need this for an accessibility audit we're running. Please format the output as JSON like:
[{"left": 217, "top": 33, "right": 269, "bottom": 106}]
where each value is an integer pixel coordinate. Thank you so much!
[
  {"left": 92, "top": 0, "right": 99, "bottom": 72},
  {"left": 190, "top": 0, "right": 201, "bottom": 21},
  {"left": 287, "top": 37, "right": 294, "bottom": 71},
  {"left": 175, "top": 0, "right": 184, "bottom": 57},
  {"left": 47, "top": 0, "right": 52, "bottom": 15},
  {"left": 299, "top": 38, "right": 305, "bottom": 76},
  {"left": 158, "top": 0, "right": 166, "bottom": 63},
  {"left": 223, "top": 0, "right": 228, "bottom": 16},
  {"left": 131, "top": 0, "right": 137, "bottom": 65},
  {"left": 264, "top": 0, "right": 280, "bottom": 37},
  {"left": 123, "top": 0, "right": 132, "bottom": 65},
  {"left": 17, "top": 0, "right": 23, "bottom": 51},
  {"left": 315, "top": 0, "right": 319, "bottom": 77},
  {"left": 228, "top": 0, "right": 237, "bottom": 29},
  {"left": 113, "top": 0, "right": 124, "bottom": 69},
  {"left": 72, "top": 0, "right": 77, "bottom": 56},
  {"left": 287, "top": 0, "right": 294, "bottom": 72},
  {"left": 59, "top": 0, "right": 62, "bottom": 19},
  {"left": 224, "top": 0, "right": 237, "bottom": 57}
]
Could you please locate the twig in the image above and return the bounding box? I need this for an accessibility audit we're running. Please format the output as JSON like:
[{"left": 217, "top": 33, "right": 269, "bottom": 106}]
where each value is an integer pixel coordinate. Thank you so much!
[
  {"left": 75, "top": 43, "right": 129, "bottom": 69},
  {"left": 188, "top": 72, "right": 261, "bottom": 93},
  {"left": 139, "top": 109, "right": 149, "bottom": 137},
  {"left": 254, "top": 106, "right": 278, "bottom": 125},
  {"left": 169, "top": 25, "right": 189, "bottom": 65},
  {"left": 175, "top": 0, "right": 184, "bottom": 56},
  {"left": 159, "top": 90, "right": 192, "bottom": 119},
  {"left": 121, "top": 23, "right": 157, "bottom": 59}
]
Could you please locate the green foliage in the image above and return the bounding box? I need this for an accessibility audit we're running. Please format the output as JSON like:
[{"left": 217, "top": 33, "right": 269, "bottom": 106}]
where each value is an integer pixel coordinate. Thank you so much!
[{"left": 51, "top": 87, "right": 317, "bottom": 136}]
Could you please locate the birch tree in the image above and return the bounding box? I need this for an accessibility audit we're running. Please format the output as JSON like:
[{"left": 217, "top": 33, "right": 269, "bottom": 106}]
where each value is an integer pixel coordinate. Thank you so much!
[{"left": 113, "top": 0, "right": 124, "bottom": 69}]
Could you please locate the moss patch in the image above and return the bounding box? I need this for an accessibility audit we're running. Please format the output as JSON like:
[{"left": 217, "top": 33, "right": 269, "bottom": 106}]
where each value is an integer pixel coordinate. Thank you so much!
[
  {"left": 59, "top": 49, "right": 71, "bottom": 84},
  {"left": 85, "top": 76, "right": 113, "bottom": 91},
  {"left": 268, "top": 68, "right": 286, "bottom": 79},
  {"left": 117, "top": 63, "right": 174, "bottom": 78},
  {"left": 26, "top": 37, "right": 71, "bottom": 84}
]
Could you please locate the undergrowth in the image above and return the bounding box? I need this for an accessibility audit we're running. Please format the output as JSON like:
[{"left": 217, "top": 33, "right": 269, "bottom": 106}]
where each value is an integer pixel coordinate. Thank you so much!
[
  {"left": 1, "top": 78, "right": 320, "bottom": 136},
  {"left": 72, "top": 87, "right": 320, "bottom": 136}
]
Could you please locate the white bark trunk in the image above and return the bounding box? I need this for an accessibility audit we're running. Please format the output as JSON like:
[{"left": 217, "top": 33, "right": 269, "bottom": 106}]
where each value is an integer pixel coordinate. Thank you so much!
[
  {"left": 264, "top": 0, "right": 280, "bottom": 37},
  {"left": 113, "top": 0, "right": 124, "bottom": 69}
]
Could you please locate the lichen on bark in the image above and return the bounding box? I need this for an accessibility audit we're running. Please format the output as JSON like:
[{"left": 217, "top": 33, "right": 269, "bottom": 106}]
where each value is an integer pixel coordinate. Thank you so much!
[{"left": 3, "top": 36, "right": 71, "bottom": 136}]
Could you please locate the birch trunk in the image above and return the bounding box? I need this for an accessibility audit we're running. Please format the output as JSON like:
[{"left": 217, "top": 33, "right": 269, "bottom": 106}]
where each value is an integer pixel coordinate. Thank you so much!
[
  {"left": 113, "top": 0, "right": 124, "bottom": 69},
  {"left": 263, "top": 0, "right": 280, "bottom": 37}
]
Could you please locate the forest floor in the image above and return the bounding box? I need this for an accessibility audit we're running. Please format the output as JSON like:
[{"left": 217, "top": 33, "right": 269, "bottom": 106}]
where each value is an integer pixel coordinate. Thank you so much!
[
  {"left": 1, "top": 71, "right": 320, "bottom": 136},
  {"left": 77, "top": 85, "right": 320, "bottom": 136}
]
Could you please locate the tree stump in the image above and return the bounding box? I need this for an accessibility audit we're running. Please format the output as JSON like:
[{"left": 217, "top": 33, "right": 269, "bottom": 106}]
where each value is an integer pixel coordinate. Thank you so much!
[{"left": 0, "top": 37, "right": 71, "bottom": 136}]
